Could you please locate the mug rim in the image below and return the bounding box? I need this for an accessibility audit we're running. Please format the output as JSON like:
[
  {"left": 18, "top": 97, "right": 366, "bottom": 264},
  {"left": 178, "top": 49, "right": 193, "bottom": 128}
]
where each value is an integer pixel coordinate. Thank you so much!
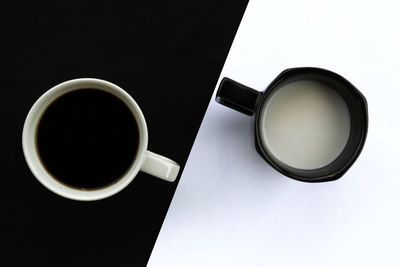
[
  {"left": 22, "top": 78, "right": 148, "bottom": 200},
  {"left": 254, "top": 67, "right": 368, "bottom": 182}
]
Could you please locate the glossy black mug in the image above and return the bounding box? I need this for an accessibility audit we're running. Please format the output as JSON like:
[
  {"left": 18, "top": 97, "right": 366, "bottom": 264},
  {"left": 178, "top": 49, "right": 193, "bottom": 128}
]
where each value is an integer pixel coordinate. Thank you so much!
[{"left": 216, "top": 67, "right": 368, "bottom": 182}]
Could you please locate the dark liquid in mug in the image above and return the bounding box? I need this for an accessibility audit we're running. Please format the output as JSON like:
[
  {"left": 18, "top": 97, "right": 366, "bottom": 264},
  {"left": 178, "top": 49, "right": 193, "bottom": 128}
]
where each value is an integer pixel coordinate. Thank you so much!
[{"left": 36, "top": 89, "right": 139, "bottom": 190}]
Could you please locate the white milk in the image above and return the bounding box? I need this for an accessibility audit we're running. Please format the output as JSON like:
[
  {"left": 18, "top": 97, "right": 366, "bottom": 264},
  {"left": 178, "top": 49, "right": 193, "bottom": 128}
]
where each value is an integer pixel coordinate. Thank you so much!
[{"left": 259, "top": 80, "right": 351, "bottom": 170}]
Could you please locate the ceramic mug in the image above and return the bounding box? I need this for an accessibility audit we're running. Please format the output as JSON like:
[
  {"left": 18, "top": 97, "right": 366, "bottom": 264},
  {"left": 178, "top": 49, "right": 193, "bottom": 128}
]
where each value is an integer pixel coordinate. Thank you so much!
[
  {"left": 22, "top": 78, "right": 180, "bottom": 201},
  {"left": 216, "top": 67, "right": 368, "bottom": 182}
]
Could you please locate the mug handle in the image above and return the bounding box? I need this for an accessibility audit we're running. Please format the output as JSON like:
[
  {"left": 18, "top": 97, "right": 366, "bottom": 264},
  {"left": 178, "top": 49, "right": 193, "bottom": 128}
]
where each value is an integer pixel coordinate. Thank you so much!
[
  {"left": 216, "top": 77, "right": 261, "bottom": 116},
  {"left": 140, "top": 151, "right": 180, "bottom": 182}
]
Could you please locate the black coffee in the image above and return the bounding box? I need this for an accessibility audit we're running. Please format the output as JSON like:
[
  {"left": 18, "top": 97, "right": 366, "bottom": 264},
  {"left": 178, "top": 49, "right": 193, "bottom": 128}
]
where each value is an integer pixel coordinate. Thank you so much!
[{"left": 36, "top": 89, "right": 139, "bottom": 189}]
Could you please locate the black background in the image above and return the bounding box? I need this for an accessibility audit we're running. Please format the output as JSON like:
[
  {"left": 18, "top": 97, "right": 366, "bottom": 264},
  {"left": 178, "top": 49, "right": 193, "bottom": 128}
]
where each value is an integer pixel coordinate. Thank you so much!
[{"left": 0, "top": 1, "right": 247, "bottom": 266}]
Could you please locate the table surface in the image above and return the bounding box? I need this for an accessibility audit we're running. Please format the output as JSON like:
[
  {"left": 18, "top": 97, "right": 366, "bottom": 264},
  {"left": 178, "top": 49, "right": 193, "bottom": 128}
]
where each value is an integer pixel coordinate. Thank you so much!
[
  {"left": 148, "top": 0, "right": 400, "bottom": 266},
  {"left": 0, "top": 1, "right": 248, "bottom": 266}
]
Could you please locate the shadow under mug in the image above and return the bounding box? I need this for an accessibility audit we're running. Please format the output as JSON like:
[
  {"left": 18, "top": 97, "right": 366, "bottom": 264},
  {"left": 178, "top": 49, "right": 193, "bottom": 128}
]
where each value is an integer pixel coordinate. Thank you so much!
[
  {"left": 216, "top": 67, "right": 368, "bottom": 182},
  {"left": 22, "top": 78, "right": 180, "bottom": 201}
]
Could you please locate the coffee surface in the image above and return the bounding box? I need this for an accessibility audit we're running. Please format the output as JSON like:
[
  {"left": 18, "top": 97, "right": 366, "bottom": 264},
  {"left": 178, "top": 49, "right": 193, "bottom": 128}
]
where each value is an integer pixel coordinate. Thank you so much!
[
  {"left": 37, "top": 89, "right": 139, "bottom": 189},
  {"left": 260, "top": 80, "right": 351, "bottom": 170}
]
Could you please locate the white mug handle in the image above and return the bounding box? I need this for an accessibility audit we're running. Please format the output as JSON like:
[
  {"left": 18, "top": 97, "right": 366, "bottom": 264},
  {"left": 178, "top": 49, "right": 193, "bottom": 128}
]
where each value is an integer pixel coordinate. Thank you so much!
[{"left": 140, "top": 151, "right": 180, "bottom": 182}]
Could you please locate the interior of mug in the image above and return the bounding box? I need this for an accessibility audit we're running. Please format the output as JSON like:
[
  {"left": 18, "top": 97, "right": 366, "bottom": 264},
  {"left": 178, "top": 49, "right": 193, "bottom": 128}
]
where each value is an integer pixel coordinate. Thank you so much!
[
  {"left": 259, "top": 79, "right": 351, "bottom": 170},
  {"left": 22, "top": 78, "right": 148, "bottom": 200},
  {"left": 255, "top": 68, "right": 368, "bottom": 182}
]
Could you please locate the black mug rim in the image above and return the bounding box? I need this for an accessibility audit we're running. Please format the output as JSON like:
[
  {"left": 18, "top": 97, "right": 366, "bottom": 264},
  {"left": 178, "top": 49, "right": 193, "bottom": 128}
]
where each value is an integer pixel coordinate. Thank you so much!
[{"left": 252, "top": 67, "right": 368, "bottom": 182}]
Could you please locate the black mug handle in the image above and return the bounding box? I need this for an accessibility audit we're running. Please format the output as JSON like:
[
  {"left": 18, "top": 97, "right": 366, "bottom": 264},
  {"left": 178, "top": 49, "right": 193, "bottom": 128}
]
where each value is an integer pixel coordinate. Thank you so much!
[{"left": 216, "top": 77, "right": 261, "bottom": 116}]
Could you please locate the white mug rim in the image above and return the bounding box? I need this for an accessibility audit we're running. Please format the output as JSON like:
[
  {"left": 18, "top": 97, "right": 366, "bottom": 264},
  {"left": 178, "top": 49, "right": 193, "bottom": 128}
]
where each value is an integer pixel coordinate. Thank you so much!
[{"left": 22, "top": 78, "right": 148, "bottom": 201}]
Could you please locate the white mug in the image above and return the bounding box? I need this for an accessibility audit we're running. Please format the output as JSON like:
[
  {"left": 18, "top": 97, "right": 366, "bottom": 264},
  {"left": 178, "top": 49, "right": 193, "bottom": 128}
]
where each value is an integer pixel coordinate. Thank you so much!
[{"left": 22, "top": 78, "right": 180, "bottom": 201}]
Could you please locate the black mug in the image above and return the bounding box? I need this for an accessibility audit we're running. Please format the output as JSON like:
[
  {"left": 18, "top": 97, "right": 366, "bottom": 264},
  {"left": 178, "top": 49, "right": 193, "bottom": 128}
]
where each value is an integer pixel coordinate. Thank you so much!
[{"left": 216, "top": 67, "right": 368, "bottom": 182}]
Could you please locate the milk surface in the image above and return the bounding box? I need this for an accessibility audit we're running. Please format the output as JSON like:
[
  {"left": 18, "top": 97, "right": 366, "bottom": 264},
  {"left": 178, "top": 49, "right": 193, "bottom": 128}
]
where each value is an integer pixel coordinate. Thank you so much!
[{"left": 260, "top": 80, "right": 350, "bottom": 170}]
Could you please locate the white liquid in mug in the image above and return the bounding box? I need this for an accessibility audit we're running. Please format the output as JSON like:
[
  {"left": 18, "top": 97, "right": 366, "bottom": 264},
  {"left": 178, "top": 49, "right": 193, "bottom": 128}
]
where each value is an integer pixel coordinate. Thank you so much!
[{"left": 259, "top": 80, "right": 351, "bottom": 170}]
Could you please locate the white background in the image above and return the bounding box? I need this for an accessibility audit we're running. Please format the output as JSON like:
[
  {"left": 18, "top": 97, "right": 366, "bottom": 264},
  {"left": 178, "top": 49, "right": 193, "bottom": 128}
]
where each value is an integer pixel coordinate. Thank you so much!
[{"left": 148, "top": 0, "right": 400, "bottom": 266}]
